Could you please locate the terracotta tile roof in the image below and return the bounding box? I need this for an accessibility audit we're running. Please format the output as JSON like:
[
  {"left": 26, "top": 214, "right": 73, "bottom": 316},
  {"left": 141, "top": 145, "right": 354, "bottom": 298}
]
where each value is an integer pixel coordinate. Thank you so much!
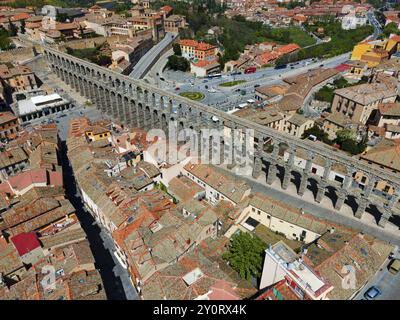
[
  {"left": 378, "top": 102, "right": 400, "bottom": 117},
  {"left": 275, "top": 43, "right": 300, "bottom": 55},
  {"left": 184, "top": 163, "right": 251, "bottom": 204},
  {"left": 168, "top": 175, "right": 204, "bottom": 202},
  {"left": 0, "top": 112, "right": 18, "bottom": 125},
  {"left": 141, "top": 247, "right": 243, "bottom": 300},
  {"left": 179, "top": 39, "right": 216, "bottom": 51},
  {"left": 304, "top": 232, "right": 392, "bottom": 300},
  {"left": 361, "top": 138, "right": 400, "bottom": 172}
]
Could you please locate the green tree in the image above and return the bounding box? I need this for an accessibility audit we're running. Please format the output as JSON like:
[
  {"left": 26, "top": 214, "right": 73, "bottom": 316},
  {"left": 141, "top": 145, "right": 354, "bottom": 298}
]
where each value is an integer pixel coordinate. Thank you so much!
[
  {"left": 0, "top": 26, "right": 11, "bottom": 50},
  {"left": 172, "top": 43, "right": 182, "bottom": 56},
  {"left": 79, "top": 25, "right": 84, "bottom": 38},
  {"left": 222, "top": 231, "right": 266, "bottom": 281},
  {"left": 383, "top": 22, "right": 400, "bottom": 37},
  {"left": 302, "top": 125, "right": 333, "bottom": 144},
  {"left": 167, "top": 55, "right": 190, "bottom": 71},
  {"left": 56, "top": 12, "right": 69, "bottom": 23},
  {"left": 8, "top": 19, "right": 18, "bottom": 37},
  {"left": 20, "top": 20, "right": 26, "bottom": 34},
  {"left": 335, "top": 129, "right": 357, "bottom": 144}
]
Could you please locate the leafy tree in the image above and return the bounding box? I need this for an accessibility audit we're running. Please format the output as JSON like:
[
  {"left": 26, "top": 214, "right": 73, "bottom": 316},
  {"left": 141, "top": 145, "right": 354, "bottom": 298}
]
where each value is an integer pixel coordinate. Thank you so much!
[
  {"left": 20, "top": 20, "right": 26, "bottom": 34},
  {"left": 167, "top": 55, "right": 190, "bottom": 71},
  {"left": 383, "top": 22, "right": 400, "bottom": 37},
  {"left": 302, "top": 125, "right": 333, "bottom": 144},
  {"left": 79, "top": 25, "right": 84, "bottom": 38},
  {"left": 222, "top": 231, "right": 266, "bottom": 281},
  {"left": 314, "top": 85, "right": 334, "bottom": 103},
  {"left": 335, "top": 131, "right": 367, "bottom": 155},
  {"left": 95, "top": 55, "right": 111, "bottom": 66},
  {"left": 56, "top": 12, "right": 69, "bottom": 23},
  {"left": 172, "top": 43, "right": 182, "bottom": 56},
  {"left": 335, "top": 129, "right": 357, "bottom": 144},
  {"left": 8, "top": 19, "right": 18, "bottom": 37},
  {"left": 0, "top": 26, "right": 12, "bottom": 50}
]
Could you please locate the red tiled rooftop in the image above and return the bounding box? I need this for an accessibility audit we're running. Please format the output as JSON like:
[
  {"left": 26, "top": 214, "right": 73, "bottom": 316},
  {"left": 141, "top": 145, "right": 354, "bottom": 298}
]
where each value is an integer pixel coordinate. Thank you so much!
[{"left": 275, "top": 43, "right": 301, "bottom": 55}]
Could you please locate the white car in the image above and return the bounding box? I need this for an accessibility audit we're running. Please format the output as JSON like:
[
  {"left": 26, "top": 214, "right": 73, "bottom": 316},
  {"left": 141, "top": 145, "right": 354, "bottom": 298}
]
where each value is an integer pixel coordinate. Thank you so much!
[{"left": 208, "top": 88, "right": 217, "bottom": 93}]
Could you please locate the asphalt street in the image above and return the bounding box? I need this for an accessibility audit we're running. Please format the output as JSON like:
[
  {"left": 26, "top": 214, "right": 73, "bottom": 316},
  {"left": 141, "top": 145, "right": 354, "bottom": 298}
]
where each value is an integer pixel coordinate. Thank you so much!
[
  {"left": 157, "top": 53, "right": 350, "bottom": 112},
  {"left": 130, "top": 32, "right": 178, "bottom": 79}
]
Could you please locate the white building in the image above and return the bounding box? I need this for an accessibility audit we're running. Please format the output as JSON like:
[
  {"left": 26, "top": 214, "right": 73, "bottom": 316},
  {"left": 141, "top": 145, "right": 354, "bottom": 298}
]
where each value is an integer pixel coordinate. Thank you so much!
[
  {"left": 16, "top": 93, "right": 72, "bottom": 122},
  {"left": 341, "top": 12, "right": 367, "bottom": 30},
  {"left": 182, "top": 162, "right": 251, "bottom": 206},
  {"left": 259, "top": 241, "right": 334, "bottom": 300}
]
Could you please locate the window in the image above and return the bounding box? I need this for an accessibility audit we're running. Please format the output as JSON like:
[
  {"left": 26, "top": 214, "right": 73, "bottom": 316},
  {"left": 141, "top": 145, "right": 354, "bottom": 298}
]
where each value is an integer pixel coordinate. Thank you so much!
[
  {"left": 361, "top": 176, "right": 367, "bottom": 184},
  {"left": 252, "top": 208, "right": 255, "bottom": 212},
  {"left": 267, "top": 215, "right": 271, "bottom": 219}
]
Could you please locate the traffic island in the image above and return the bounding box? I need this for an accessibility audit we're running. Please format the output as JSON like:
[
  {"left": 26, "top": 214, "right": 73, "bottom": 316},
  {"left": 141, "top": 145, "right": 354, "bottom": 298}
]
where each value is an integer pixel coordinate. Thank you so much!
[{"left": 179, "top": 91, "right": 205, "bottom": 101}]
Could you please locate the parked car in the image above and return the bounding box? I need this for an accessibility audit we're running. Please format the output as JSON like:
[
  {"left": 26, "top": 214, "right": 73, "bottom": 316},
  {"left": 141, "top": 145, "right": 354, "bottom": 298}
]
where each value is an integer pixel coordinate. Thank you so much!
[
  {"left": 175, "top": 87, "right": 180, "bottom": 91},
  {"left": 254, "top": 84, "right": 260, "bottom": 88},
  {"left": 388, "top": 259, "right": 400, "bottom": 275},
  {"left": 364, "top": 286, "right": 381, "bottom": 300},
  {"left": 160, "top": 77, "right": 165, "bottom": 81}
]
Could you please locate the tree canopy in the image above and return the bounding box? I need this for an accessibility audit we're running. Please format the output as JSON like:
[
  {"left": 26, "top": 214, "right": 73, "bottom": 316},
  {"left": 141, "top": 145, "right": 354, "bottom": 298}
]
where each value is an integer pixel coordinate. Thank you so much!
[
  {"left": 166, "top": 55, "right": 190, "bottom": 71},
  {"left": 222, "top": 231, "right": 266, "bottom": 281}
]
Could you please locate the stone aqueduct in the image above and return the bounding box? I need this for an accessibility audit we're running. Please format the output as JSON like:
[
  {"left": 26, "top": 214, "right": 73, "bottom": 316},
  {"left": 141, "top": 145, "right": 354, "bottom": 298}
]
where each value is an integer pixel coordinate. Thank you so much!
[{"left": 44, "top": 47, "right": 400, "bottom": 229}]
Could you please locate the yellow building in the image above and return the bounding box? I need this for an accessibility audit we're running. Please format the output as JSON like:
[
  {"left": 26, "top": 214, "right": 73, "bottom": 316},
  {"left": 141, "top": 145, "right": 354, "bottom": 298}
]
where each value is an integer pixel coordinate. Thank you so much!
[
  {"left": 385, "top": 35, "right": 400, "bottom": 55},
  {"left": 360, "top": 49, "right": 389, "bottom": 68},
  {"left": 351, "top": 42, "right": 374, "bottom": 61},
  {"left": 85, "top": 126, "right": 111, "bottom": 141}
]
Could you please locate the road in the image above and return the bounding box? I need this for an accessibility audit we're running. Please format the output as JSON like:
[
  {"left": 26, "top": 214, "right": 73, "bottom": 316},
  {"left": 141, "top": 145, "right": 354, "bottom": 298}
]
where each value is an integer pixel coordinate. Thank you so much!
[
  {"left": 60, "top": 141, "right": 138, "bottom": 300},
  {"left": 367, "top": 10, "right": 383, "bottom": 40},
  {"left": 353, "top": 248, "right": 400, "bottom": 300},
  {"left": 215, "top": 165, "right": 400, "bottom": 247},
  {"left": 28, "top": 59, "right": 139, "bottom": 299},
  {"left": 157, "top": 52, "right": 350, "bottom": 112},
  {"left": 129, "top": 32, "right": 178, "bottom": 79}
]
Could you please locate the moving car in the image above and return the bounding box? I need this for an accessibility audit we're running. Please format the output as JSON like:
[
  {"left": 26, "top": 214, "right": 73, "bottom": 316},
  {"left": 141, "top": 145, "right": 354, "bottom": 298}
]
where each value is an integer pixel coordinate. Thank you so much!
[
  {"left": 363, "top": 286, "right": 381, "bottom": 300},
  {"left": 175, "top": 87, "right": 180, "bottom": 91}
]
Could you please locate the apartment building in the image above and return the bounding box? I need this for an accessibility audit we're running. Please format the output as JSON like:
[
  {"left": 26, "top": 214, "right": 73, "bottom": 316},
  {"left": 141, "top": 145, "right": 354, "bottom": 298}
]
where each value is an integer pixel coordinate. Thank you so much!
[
  {"left": 179, "top": 39, "right": 217, "bottom": 61},
  {"left": 283, "top": 114, "right": 315, "bottom": 138},
  {"left": 0, "top": 65, "right": 37, "bottom": 93},
  {"left": 0, "top": 112, "right": 20, "bottom": 140},
  {"left": 164, "top": 14, "right": 187, "bottom": 33},
  {"left": 332, "top": 77, "right": 398, "bottom": 124},
  {"left": 182, "top": 162, "right": 251, "bottom": 206},
  {"left": 226, "top": 193, "right": 335, "bottom": 243}
]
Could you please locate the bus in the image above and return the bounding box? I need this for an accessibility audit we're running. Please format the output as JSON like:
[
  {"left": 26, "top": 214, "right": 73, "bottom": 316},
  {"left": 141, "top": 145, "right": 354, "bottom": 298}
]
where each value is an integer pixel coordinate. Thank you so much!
[
  {"left": 207, "top": 73, "right": 222, "bottom": 79},
  {"left": 244, "top": 67, "right": 256, "bottom": 74}
]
